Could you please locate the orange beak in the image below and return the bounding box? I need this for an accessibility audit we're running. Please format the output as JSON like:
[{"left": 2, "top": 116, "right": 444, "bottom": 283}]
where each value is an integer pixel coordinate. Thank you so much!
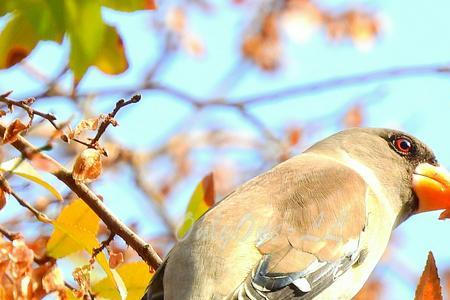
[{"left": 413, "top": 163, "right": 450, "bottom": 214}]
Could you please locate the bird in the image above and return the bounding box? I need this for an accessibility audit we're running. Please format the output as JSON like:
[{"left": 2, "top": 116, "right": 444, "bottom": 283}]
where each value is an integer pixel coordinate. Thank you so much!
[{"left": 143, "top": 128, "right": 450, "bottom": 300}]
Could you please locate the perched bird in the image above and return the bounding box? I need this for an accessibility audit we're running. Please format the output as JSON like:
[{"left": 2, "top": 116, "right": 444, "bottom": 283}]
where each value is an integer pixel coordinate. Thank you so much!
[{"left": 143, "top": 128, "right": 450, "bottom": 300}]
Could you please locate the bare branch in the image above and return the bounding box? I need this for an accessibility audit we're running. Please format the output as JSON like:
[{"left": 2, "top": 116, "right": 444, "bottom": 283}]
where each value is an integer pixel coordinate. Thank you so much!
[
  {"left": 0, "top": 93, "right": 57, "bottom": 126},
  {"left": 0, "top": 224, "right": 21, "bottom": 240},
  {"left": 9, "top": 190, "right": 53, "bottom": 223},
  {"left": 89, "top": 94, "right": 141, "bottom": 148},
  {"left": 91, "top": 231, "right": 115, "bottom": 260},
  {"left": 231, "top": 63, "right": 450, "bottom": 105}
]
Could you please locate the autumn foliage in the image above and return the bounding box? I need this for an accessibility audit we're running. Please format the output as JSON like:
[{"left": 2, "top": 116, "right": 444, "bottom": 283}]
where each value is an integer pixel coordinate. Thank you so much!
[{"left": 0, "top": 0, "right": 448, "bottom": 299}]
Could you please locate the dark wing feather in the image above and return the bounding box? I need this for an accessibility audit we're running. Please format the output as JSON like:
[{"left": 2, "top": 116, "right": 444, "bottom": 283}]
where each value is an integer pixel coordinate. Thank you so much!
[{"left": 142, "top": 257, "right": 167, "bottom": 300}]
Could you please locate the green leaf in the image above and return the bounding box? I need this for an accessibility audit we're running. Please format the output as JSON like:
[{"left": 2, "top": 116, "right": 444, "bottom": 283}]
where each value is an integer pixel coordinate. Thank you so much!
[
  {"left": 65, "top": 0, "right": 105, "bottom": 81},
  {"left": 0, "top": 0, "right": 66, "bottom": 68},
  {"left": 93, "top": 261, "right": 153, "bottom": 300},
  {"left": 11, "top": 0, "right": 65, "bottom": 42},
  {"left": 0, "top": 157, "right": 62, "bottom": 201},
  {"left": 47, "top": 199, "right": 123, "bottom": 299},
  {"left": 177, "top": 173, "right": 215, "bottom": 239},
  {"left": 0, "top": 13, "right": 40, "bottom": 68},
  {"left": 0, "top": 0, "right": 131, "bottom": 80},
  {"left": 101, "top": 0, "right": 156, "bottom": 12}
]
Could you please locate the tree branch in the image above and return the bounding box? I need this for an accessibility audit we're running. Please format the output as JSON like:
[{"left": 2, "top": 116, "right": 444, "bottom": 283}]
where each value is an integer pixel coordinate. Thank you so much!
[
  {"left": 34, "top": 62, "right": 450, "bottom": 108},
  {"left": 231, "top": 63, "right": 450, "bottom": 105},
  {"left": 0, "top": 124, "right": 163, "bottom": 269},
  {"left": 89, "top": 94, "right": 141, "bottom": 147}
]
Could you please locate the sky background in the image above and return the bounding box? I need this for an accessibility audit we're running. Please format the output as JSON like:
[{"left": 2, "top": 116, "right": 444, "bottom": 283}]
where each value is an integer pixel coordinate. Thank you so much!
[{"left": 1, "top": 0, "right": 450, "bottom": 299}]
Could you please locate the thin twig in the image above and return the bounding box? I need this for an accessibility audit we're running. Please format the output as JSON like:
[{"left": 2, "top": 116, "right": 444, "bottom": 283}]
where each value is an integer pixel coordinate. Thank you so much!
[
  {"left": 91, "top": 231, "right": 115, "bottom": 260},
  {"left": 0, "top": 92, "right": 92, "bottom": 148},
  {"left": 35, "top": 62, "right": 450, "bottom": 108},
  {"left": 0, "top": 225, "right": 74, "bottom": 292},
  {"left": 231, "top": 63, "right": 450, "bottom": 105},
  {"left": 144, "top": 32, "right": 176, "bottom": 81},
  {"left": 89, "top": 94, "right": 142, "bottom": 148},
  {"left": 0, "top": 224, "right": 21, "bottom": 240},
  {"left": 0, "top": 124, "right": 162, "bottom": 268},
  {"left": 0, "top": 92, "right": 57, "bottom": 125},
  {"left": 9, "top": 190, "right": 53, "bottom": 223}
]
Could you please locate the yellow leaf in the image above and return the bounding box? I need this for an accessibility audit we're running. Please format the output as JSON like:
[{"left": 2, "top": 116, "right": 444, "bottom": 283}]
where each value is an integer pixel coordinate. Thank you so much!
[
  {"left": 0, "top": 157, "right": 62, "bottom": 201},
  {"left": 94, "top": 25, "right": 128, "bottom": 75},
  {"left": 92, "top": 262, "right": 153, "bottom": 300},
  {"left": 177, "top": 173, "right": 214, "bottom": 239},
  {"left": 47, "top": 199, "right": 100, "bottom": 258},
  {"left": 65, "top": 288, "right": 83, "bottom": 300},
  {"left": 47, "top": 199, "right": 122, "bottom": 299}
]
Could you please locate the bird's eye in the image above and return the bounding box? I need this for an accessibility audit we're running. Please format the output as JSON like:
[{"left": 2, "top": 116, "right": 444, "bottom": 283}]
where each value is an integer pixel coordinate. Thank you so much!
[{"left": 393, "top": 137, "right": 413, "bottom": 154}]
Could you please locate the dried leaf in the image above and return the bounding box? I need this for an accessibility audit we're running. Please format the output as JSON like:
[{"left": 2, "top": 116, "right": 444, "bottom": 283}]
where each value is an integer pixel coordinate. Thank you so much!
[
  {"left": 72, "top": 264, "right": 92, "bottom": 298},
  {"left": 42, "top": 266, "right": 65, "bottom": 293},
  {"left": 182, "top": 32, "right": 205, "bottom": 57},
  {"left": 0, "top": 189, "right": 5, "bottom": 211},
  {"left": 287, "top": 127, "right": 302, "bottom": 146},
  {"left": 29, "top": 262, "right": 54, "bottom": 299},
  {"left": 415, "top": 251, "right": 443, "bottom": 300},
  {"left": 343, "top": 105, "right": 363, "bottom": 128},
  {"left": 2, "top": 119, "right": 28, "bottom": 144},
  {"left": 177, "top": 173, "right": 215, "bottom": 239},
  {"left": 242, "top": 14, "right": 281, "bottom": 71},
  {"left": 166, "top": 7, "right": 186, "bottom": 33},
  {"left": 281, "top": 1, "right": 322, "bottom": 43},
  {"left": 70, "top": 117, "right": 102, "bottom": 140},
  {"left": 72, "top": 148, "right": 103, "bottom": 183},
  {"left": 10, "top": 238, "right": 34, "bottom": 279},
  {"left": 109, "top": 251, "right": 124, "bottom": 269}
]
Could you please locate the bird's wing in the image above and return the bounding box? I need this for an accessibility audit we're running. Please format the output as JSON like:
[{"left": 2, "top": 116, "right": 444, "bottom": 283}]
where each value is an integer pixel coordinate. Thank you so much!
[
  {"left": 142, "top": 252, "right": 170, "bottom": 300},
  {"left": 228, "top": 158, "right": 369, "bottom": 299}
]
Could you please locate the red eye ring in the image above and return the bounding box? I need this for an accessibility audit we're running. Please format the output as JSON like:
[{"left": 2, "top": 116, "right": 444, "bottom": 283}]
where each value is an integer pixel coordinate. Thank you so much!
[{"left": 394, "top": 137, "right": 413, "bottom": 154}]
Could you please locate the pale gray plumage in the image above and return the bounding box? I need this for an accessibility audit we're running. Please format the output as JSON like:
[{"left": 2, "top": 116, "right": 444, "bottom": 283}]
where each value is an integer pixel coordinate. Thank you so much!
[{"left": 143, "top": 128, "right": 438, "bottom": 300}]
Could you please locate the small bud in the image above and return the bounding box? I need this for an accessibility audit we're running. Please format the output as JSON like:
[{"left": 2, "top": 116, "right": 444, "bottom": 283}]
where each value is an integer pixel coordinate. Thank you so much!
[
  {"left": 60, "top": 134, "right": 69, "bottom": 143},
  {"left": 72, "top": 148, "right": 102, "bottom": 183}
]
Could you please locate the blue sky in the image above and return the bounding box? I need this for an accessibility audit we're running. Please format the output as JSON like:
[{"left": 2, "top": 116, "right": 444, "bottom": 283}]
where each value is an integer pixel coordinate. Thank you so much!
[{"left": 1, "top": 0, "right": 450, "bottom": 298}]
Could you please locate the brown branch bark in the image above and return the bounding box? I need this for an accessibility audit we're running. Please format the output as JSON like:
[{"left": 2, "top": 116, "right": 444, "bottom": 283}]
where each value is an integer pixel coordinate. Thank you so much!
[
  {"left": 89, "top": 94, "right": 141, "bottom": 148},
  {"left": 231, "top": 63, "right": 450, "bottom": 105},
  {"left": 34, "top": 62, "right": 450, "bottom": 108},
  {"left": 0, "top": 124, "right": 163, "bottom": 269}
]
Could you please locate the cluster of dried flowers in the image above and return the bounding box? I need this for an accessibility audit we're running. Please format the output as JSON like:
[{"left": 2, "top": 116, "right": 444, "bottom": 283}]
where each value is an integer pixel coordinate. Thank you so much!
[
  {"left": 0, "top": 238, "right": 65, "bottom": 299},
  {"left": 241, "top": 0, "right": 380, "bottom": 70}
]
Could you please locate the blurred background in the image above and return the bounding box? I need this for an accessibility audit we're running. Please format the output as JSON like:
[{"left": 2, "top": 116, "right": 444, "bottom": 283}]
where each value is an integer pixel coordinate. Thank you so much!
[{"left": 0, "top": 0, "right": 450, "bottom": 298}]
